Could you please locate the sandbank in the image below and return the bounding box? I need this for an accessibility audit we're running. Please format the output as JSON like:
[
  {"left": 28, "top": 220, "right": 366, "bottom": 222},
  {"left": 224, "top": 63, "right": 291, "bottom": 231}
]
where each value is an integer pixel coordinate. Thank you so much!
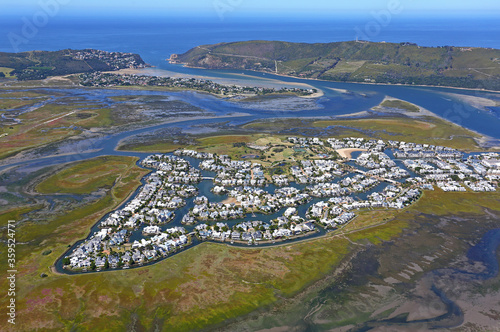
[{"left": 336, "top": 148, "right": 368, "bottom": 159}]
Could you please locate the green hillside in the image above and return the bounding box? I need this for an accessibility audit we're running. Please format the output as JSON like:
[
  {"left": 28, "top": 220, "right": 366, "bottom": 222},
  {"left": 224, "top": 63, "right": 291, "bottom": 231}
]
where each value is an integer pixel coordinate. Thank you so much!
[
  {"left": 172, "top": 41, "right": 500, "bottom": 90},
  {"left": 0, "top": 49, "right": 146, "bottom": 80}
]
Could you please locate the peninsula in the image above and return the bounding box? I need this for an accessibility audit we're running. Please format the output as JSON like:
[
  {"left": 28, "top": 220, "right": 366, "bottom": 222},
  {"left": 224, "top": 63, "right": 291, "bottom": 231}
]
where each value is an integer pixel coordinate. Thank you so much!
[{"left": 170, "top": 40, "right": 500, "bottom": 90}]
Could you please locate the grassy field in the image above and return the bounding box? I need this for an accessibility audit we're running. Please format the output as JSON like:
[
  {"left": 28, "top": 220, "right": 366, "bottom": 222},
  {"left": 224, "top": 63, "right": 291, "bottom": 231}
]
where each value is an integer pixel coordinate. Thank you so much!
[
  {"left": 380, "top": 99, "right": 420, "bottom": 112},
  {"left": 194, "top": 134, "right": 267, "bottom": 160},
  {"left": 0, "top": 91, "right": 48, "bottom": 99},
  {"left": 0, "top": 87, "right": 213, "bottom": 160},
  {"left": 0, "top": 90, "right": 117, "bottom": 160},
  {"left": 0, "top": 67, "right": 14, "bottom": 78},
  {"left": 323, "top": 60, "right": 366, "bottom": 75},
  {"left": 242, "top": 116, "right": 484, "bottom": 151},
  {"left": 0, "top": 94, "right": 49, "bottom": 110},
  {"left": 242, "top": 118, "right": 309, "bottom": 131},
  {"left": 0, "top": 205, "right": 42, "bottom": 228},
  {"left": 0, "top": 156, "right": 151, "bottom": 329},
  {"left": 312, "top": 117, "right": 482, "bottom": 151},
  {"left": 36, "top": 156, "right": 142, "bottom": 195},
  {"left": 119, "top": 133, "right": 301, "bottom": 163},
  {"left": 410, "top": 187, "right": 500, "bottom": 215}
]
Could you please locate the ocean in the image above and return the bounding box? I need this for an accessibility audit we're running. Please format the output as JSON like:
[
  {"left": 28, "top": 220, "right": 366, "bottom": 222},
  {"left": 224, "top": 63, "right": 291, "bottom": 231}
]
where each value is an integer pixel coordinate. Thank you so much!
[{"left": 1, "top": 15, "right": 499, "bottom": 67}]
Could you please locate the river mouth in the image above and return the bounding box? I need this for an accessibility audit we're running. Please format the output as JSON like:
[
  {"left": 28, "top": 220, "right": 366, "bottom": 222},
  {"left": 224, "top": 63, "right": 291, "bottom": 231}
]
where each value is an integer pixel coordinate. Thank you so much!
[{"left": 215, "top": 210, "right": 500, "bottom": 331}]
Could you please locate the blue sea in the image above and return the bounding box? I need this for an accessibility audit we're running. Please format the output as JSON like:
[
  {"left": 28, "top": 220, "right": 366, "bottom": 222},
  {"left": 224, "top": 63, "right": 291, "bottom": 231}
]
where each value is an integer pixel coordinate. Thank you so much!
[{"left": 1, "top": 15, "right": 499, "bottom": 66}]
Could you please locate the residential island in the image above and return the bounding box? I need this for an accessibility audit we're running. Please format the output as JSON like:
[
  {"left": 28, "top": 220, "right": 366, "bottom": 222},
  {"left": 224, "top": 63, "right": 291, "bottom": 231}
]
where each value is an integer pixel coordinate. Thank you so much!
[{"left": 62, "top": 136, "right": 499, "bottom": 272}]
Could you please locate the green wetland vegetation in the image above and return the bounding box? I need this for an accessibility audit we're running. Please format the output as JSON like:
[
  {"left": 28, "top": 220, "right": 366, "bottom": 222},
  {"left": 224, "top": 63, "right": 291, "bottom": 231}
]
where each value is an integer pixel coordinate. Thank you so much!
[
  {"left": 380, "top": 99, "right": 420, "bottom": 112},
  {"left": 36, "top": 156, "right": 142, "bottom": 195}
]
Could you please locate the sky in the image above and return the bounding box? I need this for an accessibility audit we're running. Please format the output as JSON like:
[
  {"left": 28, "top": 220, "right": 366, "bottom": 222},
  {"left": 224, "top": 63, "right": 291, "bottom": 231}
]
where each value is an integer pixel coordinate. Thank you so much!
[{"left": 3, "top": 0, "right": 500, "bottom": 18}]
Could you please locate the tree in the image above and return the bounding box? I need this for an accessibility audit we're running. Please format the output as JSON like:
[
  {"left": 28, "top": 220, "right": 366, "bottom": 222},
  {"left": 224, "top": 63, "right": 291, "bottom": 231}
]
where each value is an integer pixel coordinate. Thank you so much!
[
  {"left": 90, "top": 261, "right": 96, "bottom": 270},
  {"left": 62, "top": 257, "right": 70, "bottom": 265},
  {"left": 104, "top": 259, "right": 110, "bottom": 269}
]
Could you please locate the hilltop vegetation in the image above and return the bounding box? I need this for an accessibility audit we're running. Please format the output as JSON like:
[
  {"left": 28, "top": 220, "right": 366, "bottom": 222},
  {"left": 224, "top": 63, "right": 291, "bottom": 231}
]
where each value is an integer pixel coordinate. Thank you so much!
[
  {"left": 0, "top": 49, "right": 146, "bottom": 80},
  {"left": 172, "top": 40, "right": 500, "bottom": 90}
]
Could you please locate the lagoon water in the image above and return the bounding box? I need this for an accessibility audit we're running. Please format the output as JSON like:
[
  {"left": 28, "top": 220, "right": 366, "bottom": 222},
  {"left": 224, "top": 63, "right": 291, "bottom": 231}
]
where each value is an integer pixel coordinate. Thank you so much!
[{"left": 2, "top": 15, "right": 500, "bottom": 139}]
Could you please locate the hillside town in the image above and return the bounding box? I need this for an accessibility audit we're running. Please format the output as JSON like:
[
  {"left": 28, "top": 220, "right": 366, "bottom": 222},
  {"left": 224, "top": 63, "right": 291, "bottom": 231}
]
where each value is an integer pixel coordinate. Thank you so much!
[
  {"left": 63, "top": 136, "right": 499, "bottom": 272},
  {"left": 70, "top": 49, "right": 149, "bottom": 70}
]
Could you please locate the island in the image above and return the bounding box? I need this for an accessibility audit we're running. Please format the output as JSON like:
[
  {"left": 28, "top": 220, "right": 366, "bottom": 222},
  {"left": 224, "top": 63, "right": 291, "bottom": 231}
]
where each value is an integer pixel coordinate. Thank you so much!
[{"left": 58, "top": 135, "right": 499, "bottom": 272}]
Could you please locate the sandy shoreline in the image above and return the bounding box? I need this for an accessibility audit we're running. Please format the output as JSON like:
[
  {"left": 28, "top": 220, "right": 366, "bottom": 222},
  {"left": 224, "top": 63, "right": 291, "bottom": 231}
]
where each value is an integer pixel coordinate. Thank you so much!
[
  {"left": 372, "top": 95, "right": 500, "bottom": 150},
  {"left": 336, "top": 148, "right": 367, "bottom": 159},
  {"left": 325, "top": 87, "right": 350, "bottom": 94},
  {"left": 173, "top": 62, "right": 500, "bottom": 94},
  {"left": 439, "top": 91, "right": 499, "bottom": 109},
  {"left": 372, "top": 95, "right": 436, "bottom": 118},
  {"left": 110, "top": 68, "right": 325, "bottom": 98},
  {"left": 299, "top": 89, "right": 324, "bottom": 98}
]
